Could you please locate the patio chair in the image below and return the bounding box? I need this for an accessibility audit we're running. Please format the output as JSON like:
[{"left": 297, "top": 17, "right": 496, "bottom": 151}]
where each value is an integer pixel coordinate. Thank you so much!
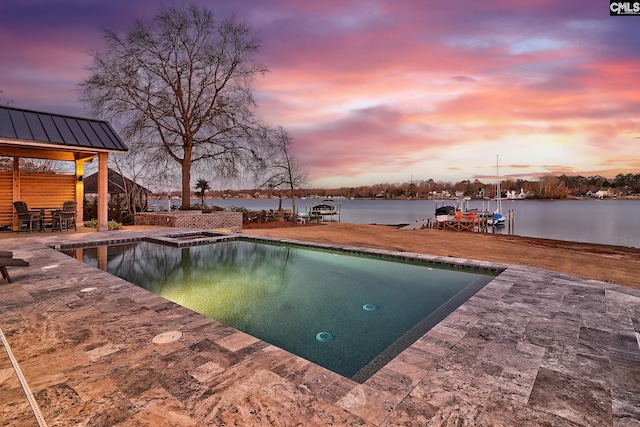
[
  {"left": 13, "top": 201, "right": 41, "bottom": 232},
  {"left": 0, "top": 250, "right": 29, "bottom": 283},
  {"left": 52, "top": 201, "right": 77, "bottom": 232}
]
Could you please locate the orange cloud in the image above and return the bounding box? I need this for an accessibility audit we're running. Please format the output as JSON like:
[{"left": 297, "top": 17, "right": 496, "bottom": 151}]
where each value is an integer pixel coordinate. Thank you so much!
[{"left": 2, "top": 0, "right": 639, "bottom": 186}]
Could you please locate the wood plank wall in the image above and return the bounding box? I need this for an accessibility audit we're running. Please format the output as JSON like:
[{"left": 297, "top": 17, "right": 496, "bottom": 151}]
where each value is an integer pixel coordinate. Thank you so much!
[
  {"left": 0, "top": 172, "right": 13, "bottom": 226},
  {"left": 0, "top": 173, "right": 76, "bottom": 227}
]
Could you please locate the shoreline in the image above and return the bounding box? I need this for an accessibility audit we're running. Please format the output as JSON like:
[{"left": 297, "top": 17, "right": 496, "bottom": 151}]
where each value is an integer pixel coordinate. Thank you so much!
[
  {"left": 149, "top": 195, "right": 640, "bottom": 201},
  {"left": 161, "top": 198, "right": 640, "bottom": 248}
]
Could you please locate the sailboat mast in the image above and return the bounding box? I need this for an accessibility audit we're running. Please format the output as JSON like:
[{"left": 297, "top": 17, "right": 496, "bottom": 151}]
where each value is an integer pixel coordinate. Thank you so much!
[{"left": 496, "top": 155, "right": 502, "bottom": 213}]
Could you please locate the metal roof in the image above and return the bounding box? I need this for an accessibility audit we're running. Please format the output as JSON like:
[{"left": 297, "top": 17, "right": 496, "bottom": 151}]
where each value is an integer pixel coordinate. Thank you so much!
[{"left": 0, "top": 105, "right": 127, "bottom": 153}]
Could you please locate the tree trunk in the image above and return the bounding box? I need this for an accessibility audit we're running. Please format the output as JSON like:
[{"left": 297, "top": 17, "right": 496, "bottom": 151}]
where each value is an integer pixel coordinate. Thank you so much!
[
  {"left": 181, "top": 152, "right": 191, "bottom": 210},
  {"left": 290, "top": 185, "right": 296, "bottom": 224}
]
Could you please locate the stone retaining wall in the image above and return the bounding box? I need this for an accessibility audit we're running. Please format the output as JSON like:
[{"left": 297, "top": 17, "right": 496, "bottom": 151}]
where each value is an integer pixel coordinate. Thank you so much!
[{"left": 135, "top": 211, "right": 243, "bottom": 232}]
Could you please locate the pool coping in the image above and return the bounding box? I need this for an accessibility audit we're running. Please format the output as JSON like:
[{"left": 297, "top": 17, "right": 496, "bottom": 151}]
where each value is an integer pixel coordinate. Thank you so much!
[
  {"left": 53, "top": 231, "right": 502, "bottom": 384},
  {"left": 1, "top": 227, "right": 640, "bottom": 426}
]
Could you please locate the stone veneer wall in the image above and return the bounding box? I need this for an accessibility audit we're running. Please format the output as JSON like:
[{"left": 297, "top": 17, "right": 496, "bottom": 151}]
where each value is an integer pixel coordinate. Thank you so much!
[{"left": 135, "top": 211, "right": 243, "bottom": 232}]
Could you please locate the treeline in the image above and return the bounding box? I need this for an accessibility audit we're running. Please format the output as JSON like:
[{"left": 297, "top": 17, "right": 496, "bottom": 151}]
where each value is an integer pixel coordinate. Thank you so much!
[{"left": 208, "top": 173, "right": 640, "bottom": 200}]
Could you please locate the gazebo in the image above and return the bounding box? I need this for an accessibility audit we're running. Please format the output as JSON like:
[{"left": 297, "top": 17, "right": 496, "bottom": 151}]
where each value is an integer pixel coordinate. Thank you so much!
[{"left": 0, "top": 105, "right": 127, "bottom": 231}]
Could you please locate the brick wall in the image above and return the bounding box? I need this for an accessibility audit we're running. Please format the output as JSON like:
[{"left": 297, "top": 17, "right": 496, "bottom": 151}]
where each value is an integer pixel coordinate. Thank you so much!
[{"left": 135, "top": 211, "right": 243, "bottom": 232}]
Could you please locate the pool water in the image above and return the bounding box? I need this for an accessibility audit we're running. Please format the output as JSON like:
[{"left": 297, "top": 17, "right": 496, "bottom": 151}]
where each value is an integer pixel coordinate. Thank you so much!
[{"left": 64, "top": 240, "right": 495, "bottom": 381}]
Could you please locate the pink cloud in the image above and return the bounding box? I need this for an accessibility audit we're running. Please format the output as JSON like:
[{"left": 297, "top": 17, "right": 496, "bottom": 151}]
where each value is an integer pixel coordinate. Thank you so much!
[
  {"left": 1, "top": 0, "right": 639, "bottom": 185},
  {"left": 291, "top": 106, "right": 451, "bottom": 180}
]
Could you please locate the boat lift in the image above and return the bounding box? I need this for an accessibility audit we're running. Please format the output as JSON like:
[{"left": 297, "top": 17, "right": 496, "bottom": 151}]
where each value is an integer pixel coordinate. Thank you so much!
[{"left": 306, "top": 199, "right": 341, "bottom": 222}]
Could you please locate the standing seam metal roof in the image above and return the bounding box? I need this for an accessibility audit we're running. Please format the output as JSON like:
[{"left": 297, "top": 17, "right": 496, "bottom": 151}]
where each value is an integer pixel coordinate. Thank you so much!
[{"left": 0, "top": 105, "right": 127, "bottom": 152}]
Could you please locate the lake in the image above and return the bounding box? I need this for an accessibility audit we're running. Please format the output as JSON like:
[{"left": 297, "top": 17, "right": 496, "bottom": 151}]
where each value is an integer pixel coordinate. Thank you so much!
[{"left": 156, "top": 198, "right": 640, "bottom": 248}]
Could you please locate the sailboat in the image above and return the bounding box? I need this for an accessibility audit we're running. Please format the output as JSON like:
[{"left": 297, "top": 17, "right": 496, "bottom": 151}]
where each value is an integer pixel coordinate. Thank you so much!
[{"left": 487, "top": 155, "right": 506, "bottom": 226}]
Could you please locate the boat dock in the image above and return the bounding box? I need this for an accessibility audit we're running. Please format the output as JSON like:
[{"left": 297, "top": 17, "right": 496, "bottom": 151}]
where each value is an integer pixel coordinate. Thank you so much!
[
  {"left": 402, "top": 209, "right": 515, "bottom": 234},
  {"left": 431, "top": 212, "right": 490, "bottom": 232},
  {"left": 306, "top": 199, "right": 341, "bottom": 222}
]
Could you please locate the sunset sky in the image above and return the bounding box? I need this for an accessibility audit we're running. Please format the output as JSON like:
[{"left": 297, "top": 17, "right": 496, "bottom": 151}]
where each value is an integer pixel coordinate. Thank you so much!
[{"left": 1, "top": 0, "right": 639, "bottom": 188}]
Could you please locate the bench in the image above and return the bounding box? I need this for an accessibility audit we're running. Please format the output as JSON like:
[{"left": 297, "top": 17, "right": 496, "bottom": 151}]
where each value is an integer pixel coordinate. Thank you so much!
[{"left": 0, "top": 251, "right": 29, "bottom": 283}]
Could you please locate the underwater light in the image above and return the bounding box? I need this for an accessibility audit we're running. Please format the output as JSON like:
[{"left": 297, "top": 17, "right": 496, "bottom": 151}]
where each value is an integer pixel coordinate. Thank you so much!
[{"left": 316, "top": 331, "right": 334, "bottom": 342}]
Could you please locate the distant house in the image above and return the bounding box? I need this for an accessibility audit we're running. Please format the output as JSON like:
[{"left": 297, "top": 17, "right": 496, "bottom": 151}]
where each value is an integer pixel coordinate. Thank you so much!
[
  {"left": 506, "top": 188, "right": 526, "bottom": 199},
  {"left": 431, "top": 190, "right": 451, "bottom": 199},
  {"left": 586, "top": 189, "right": 611, "bottom": 199}
]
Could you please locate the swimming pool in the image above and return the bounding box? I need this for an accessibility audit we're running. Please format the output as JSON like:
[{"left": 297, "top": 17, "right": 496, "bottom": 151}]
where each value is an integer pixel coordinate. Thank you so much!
[{"left": 62, "top": 238, "right": 497, "bottom": 382}]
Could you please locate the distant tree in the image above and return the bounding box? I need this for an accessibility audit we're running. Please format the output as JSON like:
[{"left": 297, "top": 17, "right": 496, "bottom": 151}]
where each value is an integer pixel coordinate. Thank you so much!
[
  {"left": 537, "top": 175, "right": 569, "bottom": 199},
  {"left": 586, "top": 175, "right": 608, "bottom": 189},
  {"left": 0, "top": 82, "right": 12, "bottom": 105},
  {"left": 612, "top": 173, "right": 626, "bottom": 189},
  {"left": 194, "top": 178, "right": 211, "bottom": 205},
  {"left": 613, "top": 173, "right": 640, "bottom": 193},
  {"left": 452, "top": 180, "right": 467, "bottom": 195},
  {"left": 260, "top": 127, "right": 308, "bottom": 222},
  {"left": 26, "top": 159, "right": 69, "bottom": 173},
  {"left": 502, "top": 178, "right": 518, "bottom": 193},
  {"left": 416, "top": 179, "right": 437, "bottom": 197},
  {"left": 80, "top": 3, "right": 269, "bottom": 209},
  {"left": 0, "top": 158, "right": 66, "bottom": 173},
  {"left": 407, "top": 182, "right": 417, "bottom": 198}
]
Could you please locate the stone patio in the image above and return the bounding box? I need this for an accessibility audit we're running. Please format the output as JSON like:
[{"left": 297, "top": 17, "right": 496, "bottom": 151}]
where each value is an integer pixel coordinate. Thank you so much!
[{"left": 1, "top": 228, "right": 639, "bottom": 426}]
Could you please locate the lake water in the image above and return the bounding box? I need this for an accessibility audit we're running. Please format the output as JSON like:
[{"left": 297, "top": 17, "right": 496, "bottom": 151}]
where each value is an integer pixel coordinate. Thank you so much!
[{"left": 156, "top": 198, "right": 640, "bottom": 248}]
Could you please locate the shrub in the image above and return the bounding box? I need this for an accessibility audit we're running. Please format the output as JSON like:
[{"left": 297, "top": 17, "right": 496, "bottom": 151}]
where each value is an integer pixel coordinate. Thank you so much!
[
  {"left": 84, "top": 219, "right": 123, "bottom": 230},
  {"left": 107, "top": 220, "right": 124, "bottom": 230}
]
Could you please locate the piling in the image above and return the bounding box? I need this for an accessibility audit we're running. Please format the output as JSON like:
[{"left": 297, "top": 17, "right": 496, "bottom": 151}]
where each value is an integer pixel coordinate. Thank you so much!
[{"left": 507, "top": 209, "right": 515, "bottom": 235}]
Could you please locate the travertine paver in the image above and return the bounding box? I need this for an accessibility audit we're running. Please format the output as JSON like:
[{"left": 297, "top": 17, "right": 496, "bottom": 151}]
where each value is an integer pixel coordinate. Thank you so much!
[{"left": 0, "top": 228, "right": 639, "bottom": 426}]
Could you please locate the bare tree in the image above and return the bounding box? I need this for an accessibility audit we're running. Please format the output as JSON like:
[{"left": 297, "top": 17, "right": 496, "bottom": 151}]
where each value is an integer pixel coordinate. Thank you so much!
[
  {"left": 0, "top": 83, "right": 14, "bottom": 107},
  {"left": 537, "top": 174, "right": 567, "bottom": 199},
  {"left": 0, "top": 157, "right": 66, "bottom": 173},
  {"left": 261, "top": 127, "right": 308, "bottom": 222},
  {"left": 27, "top": 159, "right": 70, "bottom": 173},
  {"left": 79, "top": 3, "right": 268, "bottom": 209}
]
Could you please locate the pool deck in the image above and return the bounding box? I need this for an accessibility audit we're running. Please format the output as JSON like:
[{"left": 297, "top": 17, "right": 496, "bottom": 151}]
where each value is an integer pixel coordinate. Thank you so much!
[{"left": 1, "top": 227, "right": 639, "bottom": 426}]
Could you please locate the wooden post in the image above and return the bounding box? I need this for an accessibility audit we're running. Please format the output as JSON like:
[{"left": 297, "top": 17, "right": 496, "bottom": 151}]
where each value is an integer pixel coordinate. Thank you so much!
[
  {"left": 507, "top": 209, "right": 515, "bottom": 235},
  {"left": 97, "top": 152, "right": 109, "bottom": 231},
  {"left": 12, "top": 157, "right": 19, "bottom": 230},
  {"left": 75, "top": 159, "right": 84, "bottom": 229}
]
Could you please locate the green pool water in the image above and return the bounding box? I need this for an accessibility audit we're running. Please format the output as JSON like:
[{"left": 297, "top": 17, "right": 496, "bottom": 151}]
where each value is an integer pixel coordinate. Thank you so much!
[{"left": 64, "top": 239, "right": 495, "bottom": 381}]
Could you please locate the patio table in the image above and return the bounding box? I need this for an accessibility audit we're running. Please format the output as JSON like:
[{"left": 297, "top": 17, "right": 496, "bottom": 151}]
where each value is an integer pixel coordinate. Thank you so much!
[{"left": 32, "top": 207, "right": 63, "bottom": 231}]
